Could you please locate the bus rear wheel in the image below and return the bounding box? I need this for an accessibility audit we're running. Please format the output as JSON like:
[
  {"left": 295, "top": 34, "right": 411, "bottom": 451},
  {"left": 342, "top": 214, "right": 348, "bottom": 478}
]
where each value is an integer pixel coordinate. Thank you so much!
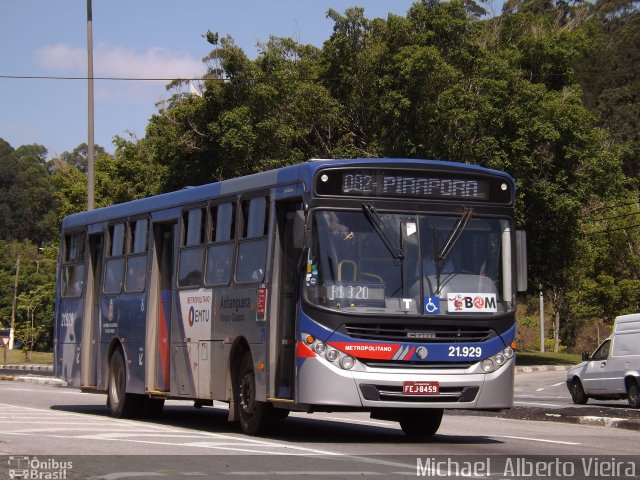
[
  {"left": 398, "top": 409, "right": 443, "bottom": 438},
  {"left": 235, "top": 353, "right": 281, "bottom": 435},
  {"left": 108, "top": 348, "right": 144, "bottom": 418}
]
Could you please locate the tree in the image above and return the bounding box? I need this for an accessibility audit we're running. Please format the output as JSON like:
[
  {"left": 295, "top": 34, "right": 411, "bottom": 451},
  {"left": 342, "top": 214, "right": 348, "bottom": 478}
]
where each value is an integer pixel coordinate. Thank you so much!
[
  {"left": 0, "top": 141, "right": 57, "bottom": 245},
  {"left": 50, "top": 140, "right": 165, "bottom": 225},
  {"left": 142, "top": 33, "right": 341, "bottom": 192},
  {"left": 16, "top": 284, "right": 51, "bottom": 359},
  {"left": 0, "top": 241, "right": 57, "bottom": 351},
  {"left": 579, "top": 0, "right": 640, "bottom": 178},
  {"left": 59, "top": 143, "right": 107, "bottom": 174}
]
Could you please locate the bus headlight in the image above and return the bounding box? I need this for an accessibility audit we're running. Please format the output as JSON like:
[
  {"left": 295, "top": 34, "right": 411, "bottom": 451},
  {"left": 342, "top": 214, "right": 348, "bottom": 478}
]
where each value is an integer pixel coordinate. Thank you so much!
[
  {"left": 481, "top": 347, "right": 514, "bottom": 373},
  {"left": 301, "top": 333, "right": 358, "bottom": 370},
  {"left": 325, "top": 348, "right": 339, "bottom": 362},
  {"left": 340, "top": 355, "right": 355, "bottom": 370},
  {"left": 482, "top": 359, "right": 495, "bottom": 373}
]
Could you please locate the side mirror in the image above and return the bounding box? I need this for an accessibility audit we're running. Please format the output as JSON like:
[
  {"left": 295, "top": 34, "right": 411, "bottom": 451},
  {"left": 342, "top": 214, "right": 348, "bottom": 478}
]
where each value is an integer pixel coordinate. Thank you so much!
[
  {"left": 582, "top": 351, "right": 590, "bottom": 362},
  {"left": 516, "top": 230, "right": 527, "bottom": 292},
  {"left": 293, "top": 210, "right": 307, "bottom": 249}
]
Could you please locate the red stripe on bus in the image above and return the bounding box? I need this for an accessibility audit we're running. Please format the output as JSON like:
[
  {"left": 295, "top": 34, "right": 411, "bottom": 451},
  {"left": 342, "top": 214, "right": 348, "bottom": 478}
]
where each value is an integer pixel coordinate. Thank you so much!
[
  {"left": 158, "top": 298, "right": 170, "bottom": 386},
  {"left": 296, "top": 342, "right": 316, "bottom": 358}
]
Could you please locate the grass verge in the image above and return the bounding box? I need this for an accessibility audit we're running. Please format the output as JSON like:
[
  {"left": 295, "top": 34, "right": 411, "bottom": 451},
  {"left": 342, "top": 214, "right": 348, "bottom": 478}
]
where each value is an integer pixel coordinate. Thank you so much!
[
  {"left": 1, "top": 349, "right": 53, "bottom": 365},
  {"left": 516, "top": 350, "right": 580, "bottom": 366}
]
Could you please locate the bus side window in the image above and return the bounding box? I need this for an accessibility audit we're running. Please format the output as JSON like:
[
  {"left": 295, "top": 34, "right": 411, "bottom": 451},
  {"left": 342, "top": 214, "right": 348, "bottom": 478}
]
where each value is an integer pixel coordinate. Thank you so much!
[
  {"left": 104, "top": 223, "right": 125, "bottom": 294},
  {"left": 178, "top": 208, "right": 205, "bottom": 287},
  {"left": 62, "top": 232, "right": 86, "bottom": 298},
  {"left": 236, "top": 197, "right": 268, "bottom": 283},
  {"left": 206, "top": 203, "right": 235, "bottom": 285},
  {"left": 125, "top": 218, "right": 148, "bottom": 293}
]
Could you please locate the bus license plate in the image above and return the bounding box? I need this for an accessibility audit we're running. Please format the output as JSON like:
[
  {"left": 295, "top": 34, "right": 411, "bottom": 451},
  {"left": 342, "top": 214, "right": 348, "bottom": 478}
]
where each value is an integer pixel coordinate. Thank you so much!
[{"left": 403, "top": 381, "right": 440, "bottom": 395}]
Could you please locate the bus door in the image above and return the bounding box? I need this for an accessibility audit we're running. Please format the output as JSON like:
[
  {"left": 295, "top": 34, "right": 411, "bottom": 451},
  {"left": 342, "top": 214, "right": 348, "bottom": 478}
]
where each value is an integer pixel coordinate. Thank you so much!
[
  {"left": 271, "top": 201, "right": 302, "bottom": 399},
  {"left": 81, "top": 232, "right": 103, "bottom": 388},
  {"left": 146, "top": 222, "right": 175, "bottom": 393}
]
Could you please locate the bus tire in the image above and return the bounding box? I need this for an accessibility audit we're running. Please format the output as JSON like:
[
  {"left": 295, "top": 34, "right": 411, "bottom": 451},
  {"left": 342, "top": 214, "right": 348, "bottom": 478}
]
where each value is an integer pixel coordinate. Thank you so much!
[
  {"left": 398, "top": 409, "right": 443, "bottom": 438},
  {"left": 569, "top": 378, "right": 589, "bottom": 405},
  {"left": 235, "top": 353, "right": 280, "bottom": 435},
  {"left": 108, "top": 348, "right": 144, "bottom": 418}
]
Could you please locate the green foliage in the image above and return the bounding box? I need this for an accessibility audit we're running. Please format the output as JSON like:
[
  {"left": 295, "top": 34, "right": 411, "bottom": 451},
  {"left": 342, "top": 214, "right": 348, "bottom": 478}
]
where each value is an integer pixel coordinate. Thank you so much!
[
  {"left": 579, "top": 0, "right": 640, "bottom": 178},
  {"left": 0, "top": 240, "right": 57, "bottom": 351},
  {"left": 0, "top": 143, "right": 57, "bottom": 245}
]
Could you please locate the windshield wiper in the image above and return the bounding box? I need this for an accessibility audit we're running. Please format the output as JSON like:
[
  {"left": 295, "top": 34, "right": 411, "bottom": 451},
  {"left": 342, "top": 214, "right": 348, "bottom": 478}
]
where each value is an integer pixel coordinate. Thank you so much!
[
  {"left": 437, "top": 208, "right": 473, "bottom": 261},
  {"left": 362, "top": 203, "right": 404, "bottom": 260},
  {"left": 433, "top": 208, "right": 473, "bottom": 295}
]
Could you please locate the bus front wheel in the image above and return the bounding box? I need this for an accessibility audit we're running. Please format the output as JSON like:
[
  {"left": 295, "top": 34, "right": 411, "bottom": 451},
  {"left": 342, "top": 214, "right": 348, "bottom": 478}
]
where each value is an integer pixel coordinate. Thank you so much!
[
  {"left": 108, "top": 348, "right": 144, "bottom": 418},
  {"left": 235, "top": 353, "right": 281, "bottom": 435},
  {"left": 398, "top": 409, "right": 443, "bottom": 438}
]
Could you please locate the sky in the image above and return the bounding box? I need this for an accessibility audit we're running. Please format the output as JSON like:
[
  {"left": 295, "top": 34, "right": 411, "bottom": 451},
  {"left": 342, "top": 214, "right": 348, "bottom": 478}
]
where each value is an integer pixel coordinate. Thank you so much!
[{"left": 0, "top": 0, "right": 433, "bottom": 159}]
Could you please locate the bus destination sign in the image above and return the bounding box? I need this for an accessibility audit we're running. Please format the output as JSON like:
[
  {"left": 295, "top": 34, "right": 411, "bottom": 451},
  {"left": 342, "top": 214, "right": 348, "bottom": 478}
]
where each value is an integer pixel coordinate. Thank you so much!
[{"left": 315, "top": 169, "right": 504, "bottom": 201}]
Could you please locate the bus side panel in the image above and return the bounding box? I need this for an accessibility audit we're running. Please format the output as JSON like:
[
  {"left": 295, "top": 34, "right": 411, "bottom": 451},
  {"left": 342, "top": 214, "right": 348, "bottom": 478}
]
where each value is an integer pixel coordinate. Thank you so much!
[
  {"left": 156, "top": 290, "right": 172, "bottom": 390},
  {"left": 213, "top": 287, "right": 267, "bottom": 401},
  {"left": 98, "top": 297, "right": 117, "bottom": 391},
  {"left": 170, "top": 289, "right": 198, "bottom": 397},
  {"left": 56, "top": 298, "right": 84, "bottom": 387},
  {"left": 118, "top": 294, "right": 147, "bottom": 394}
]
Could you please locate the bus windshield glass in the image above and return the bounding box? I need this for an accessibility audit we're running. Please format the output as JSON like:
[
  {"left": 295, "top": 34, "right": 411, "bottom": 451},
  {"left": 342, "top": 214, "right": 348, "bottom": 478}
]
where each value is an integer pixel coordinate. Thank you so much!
[{"left": 305, "top": 210, "right": 514, "bottom": 315}]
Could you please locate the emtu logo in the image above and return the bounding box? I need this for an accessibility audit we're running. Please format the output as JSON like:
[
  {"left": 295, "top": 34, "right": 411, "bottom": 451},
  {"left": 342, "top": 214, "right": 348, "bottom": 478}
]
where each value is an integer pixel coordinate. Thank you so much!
[{"left": 188, "top": 306, "right": 210, "bottom": 327}]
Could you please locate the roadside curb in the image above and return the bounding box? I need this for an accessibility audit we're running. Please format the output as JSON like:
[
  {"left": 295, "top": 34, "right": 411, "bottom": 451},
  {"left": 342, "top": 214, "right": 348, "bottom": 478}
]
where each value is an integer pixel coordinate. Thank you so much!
[
  {"left": 0, "top": 364, "right": 53, "bottom": 372},
  {"left": 516, "top": 365, "right": 572, "bottom": 373},
  {"left": 563, "top": 415, "right": 640, "bottom": 432},
  {"left": 0, "top": 374, "right": 65, "bottom": 386}
]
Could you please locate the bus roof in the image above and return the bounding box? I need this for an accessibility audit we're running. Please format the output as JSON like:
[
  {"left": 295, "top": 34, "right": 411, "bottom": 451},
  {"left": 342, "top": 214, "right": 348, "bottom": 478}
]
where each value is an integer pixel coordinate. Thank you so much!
[{"left": 62, "top": 158, "right": 514, "bottom": 230}]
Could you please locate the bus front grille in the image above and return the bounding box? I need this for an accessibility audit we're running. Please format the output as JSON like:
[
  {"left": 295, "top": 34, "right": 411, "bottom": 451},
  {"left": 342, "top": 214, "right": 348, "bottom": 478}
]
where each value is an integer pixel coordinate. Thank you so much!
[
  {"left": 360, "top": 359, "right": 474, "bottom": 369},
  {"left": 342, "top": 324, "right": 495, "bottom": 343},
  {"left": 360, "top": 384, "right": 479, "bottom": 403}
]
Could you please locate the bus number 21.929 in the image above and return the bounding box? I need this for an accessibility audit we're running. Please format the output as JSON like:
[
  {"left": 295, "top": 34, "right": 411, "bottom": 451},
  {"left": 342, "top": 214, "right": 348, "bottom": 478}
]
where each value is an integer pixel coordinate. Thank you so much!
[{"left": 448, "top": 346, "right": 482, "bottom": 358}]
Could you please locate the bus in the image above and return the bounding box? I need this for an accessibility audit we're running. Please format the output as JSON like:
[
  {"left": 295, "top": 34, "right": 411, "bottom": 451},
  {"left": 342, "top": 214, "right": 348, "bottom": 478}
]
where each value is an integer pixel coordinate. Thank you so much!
[{"left": 54, "top": 158, "right": 527, "bottom": 437}]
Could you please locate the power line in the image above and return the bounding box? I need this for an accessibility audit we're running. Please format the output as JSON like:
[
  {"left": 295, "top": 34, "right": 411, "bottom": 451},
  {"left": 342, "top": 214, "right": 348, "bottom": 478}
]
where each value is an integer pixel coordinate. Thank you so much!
[
  {"left": 585, "top": 200, "right": 640, "bottom": 213},
  {"left": 1, "top": 68, "right": 639, "bottom": 83},
  {"left": 583, "top": 223, "right": 640, "bottom": 235},
  {"left": 582, "top": 210, "right": 640, "bottom": 224},
  {"left": 0, "top": 75, "right": 188, "bottom": 81}
]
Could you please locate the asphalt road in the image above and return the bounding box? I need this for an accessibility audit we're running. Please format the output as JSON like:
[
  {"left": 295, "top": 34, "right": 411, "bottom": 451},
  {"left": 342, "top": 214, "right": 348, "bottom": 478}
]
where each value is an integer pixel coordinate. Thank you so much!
[
  {"left": 484, "top": 368, "right": 640, "bottom": 427},
  {"left": 0, "top": 379, "right": 639, "bottom": 479}
]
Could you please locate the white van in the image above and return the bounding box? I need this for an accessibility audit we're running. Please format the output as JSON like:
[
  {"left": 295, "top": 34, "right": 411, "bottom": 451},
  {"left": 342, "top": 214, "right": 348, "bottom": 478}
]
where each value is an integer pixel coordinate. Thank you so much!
[{"left": 566, "top": 313, "right": 640, "bottom": 408}]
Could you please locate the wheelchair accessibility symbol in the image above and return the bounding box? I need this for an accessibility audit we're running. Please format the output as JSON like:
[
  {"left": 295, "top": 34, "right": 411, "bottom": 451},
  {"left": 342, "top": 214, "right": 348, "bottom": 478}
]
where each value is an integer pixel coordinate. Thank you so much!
[{"left": 424, "top": 297, "right": 441, "bottom": 314}]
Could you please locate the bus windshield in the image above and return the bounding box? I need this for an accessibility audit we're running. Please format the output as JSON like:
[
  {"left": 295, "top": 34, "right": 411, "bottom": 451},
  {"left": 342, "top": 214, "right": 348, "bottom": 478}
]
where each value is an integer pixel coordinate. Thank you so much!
[{"left": 305, "top": 209, "right": 514, "bottom": 316}]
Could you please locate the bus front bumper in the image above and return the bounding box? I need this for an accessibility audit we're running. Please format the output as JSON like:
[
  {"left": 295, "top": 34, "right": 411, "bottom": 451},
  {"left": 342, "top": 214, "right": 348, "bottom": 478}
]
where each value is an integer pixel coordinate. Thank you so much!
[{"left": 297, "top": 356, "right": 514, "bottom": 410}]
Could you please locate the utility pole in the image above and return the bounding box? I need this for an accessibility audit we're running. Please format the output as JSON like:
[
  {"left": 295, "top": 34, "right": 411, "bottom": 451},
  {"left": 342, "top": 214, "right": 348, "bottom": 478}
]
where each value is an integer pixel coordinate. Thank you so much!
[
  {"left": 87, "top": 0, "right": 95, "bottom": 211},
  {"left": 539, "top": 283, "right": 545, "bottom": 353},
  {"left": 9, "top": 255, "right": 20, "bottom": 350}
]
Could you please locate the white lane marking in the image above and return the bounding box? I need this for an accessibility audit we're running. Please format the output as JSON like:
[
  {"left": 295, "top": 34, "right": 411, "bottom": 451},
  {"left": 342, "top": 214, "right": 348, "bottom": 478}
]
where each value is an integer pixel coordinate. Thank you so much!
[
  {"left": 514, "top": 401, "right": 562, "bottom": 407},
  {"left": 552, "top": 382, "right": 565, "bottom": 387},
  {"left": 321, "top": 415, "right": 393, "bottom": 427},
  {"left": 494, "top": 435, "right": 580, "bottom": 446},
  {"left": 0, "top": 402, "right": 346, "bottom": 457},
  {"left": 322, "top": 413, "right": 582, "bottom": 448},
  {"left": 536, "top": 387, "right": 545, "bottom": 392}
]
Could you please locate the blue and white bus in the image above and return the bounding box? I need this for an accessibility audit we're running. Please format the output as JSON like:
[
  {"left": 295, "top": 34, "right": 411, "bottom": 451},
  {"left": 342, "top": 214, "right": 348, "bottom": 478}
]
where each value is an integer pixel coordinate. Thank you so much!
[{"left": 54, "top": 158, "right": 527, "bottom": 437}]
